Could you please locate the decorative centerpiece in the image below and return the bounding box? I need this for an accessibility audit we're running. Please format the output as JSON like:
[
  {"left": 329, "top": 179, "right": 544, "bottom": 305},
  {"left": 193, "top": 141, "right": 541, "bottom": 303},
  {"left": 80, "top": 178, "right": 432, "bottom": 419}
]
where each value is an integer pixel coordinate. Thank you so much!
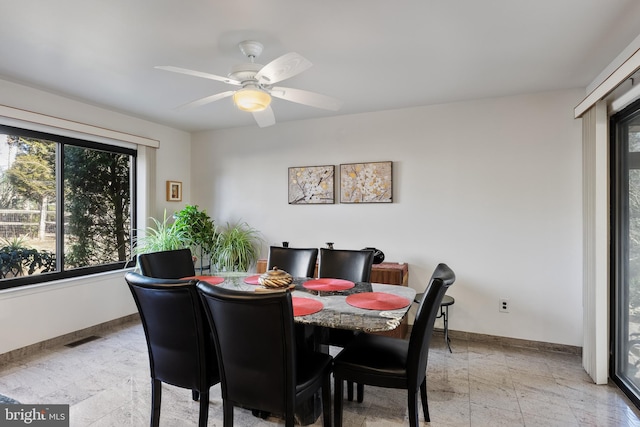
[{"left": 258, "top": 266, "right": 293, "bottom": 289}]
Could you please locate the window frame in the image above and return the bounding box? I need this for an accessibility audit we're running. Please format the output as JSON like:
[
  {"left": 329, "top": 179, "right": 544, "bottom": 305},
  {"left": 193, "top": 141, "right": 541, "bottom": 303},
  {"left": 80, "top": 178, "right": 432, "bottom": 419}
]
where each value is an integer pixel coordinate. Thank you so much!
[
  {"left": 0, "top": 124, "right": 137, "bottom": 290},
  {"left": 610, "top": 97, "right": 640, "bottom": 409}
]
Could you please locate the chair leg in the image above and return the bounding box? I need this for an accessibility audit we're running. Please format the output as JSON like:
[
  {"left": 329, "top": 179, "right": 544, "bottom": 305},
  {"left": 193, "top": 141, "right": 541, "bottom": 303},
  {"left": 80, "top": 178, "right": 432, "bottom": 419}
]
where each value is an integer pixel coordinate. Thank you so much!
[
  {"left": 151, "top": 379, "right": 162, "bottom": 427},
  {"left": 334, "top": 378, "right": 344, "bottom": 427},
  {"left": 322, "top": 372, "right": 332, "bottom": 427},
  {"left": 408, "top": 389, "right": 420, "bottom": 427},
  {"left": 223, "top": 400, "right": 234, "bottom": 427},
  {"left": 420, "top": 378, "right": 430, "bottom": 422},
  {"left": 192, "top": 389, "right": 199, "bottom": 401},
  {"left": 198, "top": 390, "right": 209, "bottom": 427},
  {"left": 347, "top": 381, "right": 365, "bottom": 403},
  {"left": 285, "top": 410, "right": 295, "bottom": 427}
]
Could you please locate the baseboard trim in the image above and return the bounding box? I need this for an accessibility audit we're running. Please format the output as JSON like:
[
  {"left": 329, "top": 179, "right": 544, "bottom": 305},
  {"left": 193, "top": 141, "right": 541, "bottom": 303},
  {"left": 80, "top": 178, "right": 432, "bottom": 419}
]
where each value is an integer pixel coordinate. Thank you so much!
[
  {"left": 0, "top": 314, "right": 140, "bottom": 365},
  {"left": 2, "top": 316, "right": 582, "bottom": 364},
  {"left": 441, "top": 328, "right": 582, "bottom": 355}
]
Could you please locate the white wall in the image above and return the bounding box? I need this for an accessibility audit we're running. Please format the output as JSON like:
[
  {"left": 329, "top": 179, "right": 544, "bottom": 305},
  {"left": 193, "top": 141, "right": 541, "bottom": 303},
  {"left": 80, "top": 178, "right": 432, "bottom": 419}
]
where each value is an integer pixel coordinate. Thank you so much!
[
  {"left": 192, "top": 89, "right": 584, "bottom": 346},
  {"left": 0, "top": 79, "right": 192, "bottom": 354},
  {"left": 0, "top": 78, "right": 584, "bottom": 353}
]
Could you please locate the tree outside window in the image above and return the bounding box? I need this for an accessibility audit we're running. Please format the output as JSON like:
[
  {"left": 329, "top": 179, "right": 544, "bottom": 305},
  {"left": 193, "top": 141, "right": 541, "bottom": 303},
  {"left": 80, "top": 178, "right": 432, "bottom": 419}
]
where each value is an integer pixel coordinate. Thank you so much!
[{"left": 0, "top": 126, "right": 134, "bottom": 289}]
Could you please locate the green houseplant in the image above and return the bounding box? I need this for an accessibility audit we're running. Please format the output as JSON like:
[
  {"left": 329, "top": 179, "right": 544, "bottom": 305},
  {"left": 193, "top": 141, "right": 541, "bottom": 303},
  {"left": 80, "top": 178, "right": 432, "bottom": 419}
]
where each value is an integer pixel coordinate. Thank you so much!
[
  {"left": 213, "top": 221, "right": 262, "bottom": 272},
  {"left": 173, "top": 205, "right": 218, "bottom": 273},
  {"left": 133, "top": 209, "right": 187, "bottom": 255}
]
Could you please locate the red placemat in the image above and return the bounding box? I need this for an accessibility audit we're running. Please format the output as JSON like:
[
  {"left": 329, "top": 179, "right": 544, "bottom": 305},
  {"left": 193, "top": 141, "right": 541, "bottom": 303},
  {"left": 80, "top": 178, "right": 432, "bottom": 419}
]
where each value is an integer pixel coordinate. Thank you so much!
[
  {"left": 292, "top": 297, "right": 324, "bottom": 316},
  {"left": 303, "top": 278, "right": 355, "bottom": 291},
  {"left": 182, "top": 275, "right": 225, "bottom": 285},
  {"left": 244, "top": 275, "right": 260, "bottom": 285},
  {"left": 346, "top": 292, "right": 410, "bottom": 310}
]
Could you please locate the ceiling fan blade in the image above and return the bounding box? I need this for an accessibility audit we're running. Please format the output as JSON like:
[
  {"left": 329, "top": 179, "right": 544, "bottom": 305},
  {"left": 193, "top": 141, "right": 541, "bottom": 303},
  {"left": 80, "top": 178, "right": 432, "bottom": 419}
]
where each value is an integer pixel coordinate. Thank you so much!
[
  {"left": 271, "top": 87, "right": 342, "bottom": 111},
  {"left": 176, "top": 91, "right": 235, "bottom": 110},
  {"left": 253, "top": 107, "right": 276, "bottom": 128},
  {"left": 155, "top": 66, "right": 241, "bottom": 86},
  {"left": 255, "top": 52, "right": 312, "bottom": 85}
]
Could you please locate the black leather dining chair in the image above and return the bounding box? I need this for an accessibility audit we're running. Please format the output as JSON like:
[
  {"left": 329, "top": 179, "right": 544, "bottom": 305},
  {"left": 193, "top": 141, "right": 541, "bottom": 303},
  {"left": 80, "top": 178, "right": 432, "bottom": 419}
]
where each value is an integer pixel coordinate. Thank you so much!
[
  {"left": 332, "top": 263, "right": 456, "bottom": 427},
  {"left": 318, "top": 247, "right": 374, "bottom": 400},
  {"left": 196, "top": 283, "right": 332, "bottom": 427},
  {"left": 317, "top": 247, "right": 374, "bottom": 283},
  {"left": 267, "top": 246, "right": 318, "bottom": 278},
  {"left": 137, "top": 248, "right": 195, "bottom": 279},
  {"left": 125, "top": 272, "right": 220, "bottom": 427}
]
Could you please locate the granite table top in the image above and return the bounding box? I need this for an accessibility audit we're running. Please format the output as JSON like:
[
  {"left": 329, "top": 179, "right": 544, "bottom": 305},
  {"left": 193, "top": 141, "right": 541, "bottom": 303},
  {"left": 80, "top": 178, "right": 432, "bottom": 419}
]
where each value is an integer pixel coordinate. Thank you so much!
[{"left": 209, "top": 274, "right": 416, "bottom": 333}]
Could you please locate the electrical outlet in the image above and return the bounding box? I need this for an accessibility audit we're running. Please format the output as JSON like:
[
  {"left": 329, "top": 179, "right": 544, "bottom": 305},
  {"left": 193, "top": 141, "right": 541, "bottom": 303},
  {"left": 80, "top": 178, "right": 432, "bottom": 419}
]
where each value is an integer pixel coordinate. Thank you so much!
[{"left": 499, "top": 298, "right": 509, "bottom": 313}]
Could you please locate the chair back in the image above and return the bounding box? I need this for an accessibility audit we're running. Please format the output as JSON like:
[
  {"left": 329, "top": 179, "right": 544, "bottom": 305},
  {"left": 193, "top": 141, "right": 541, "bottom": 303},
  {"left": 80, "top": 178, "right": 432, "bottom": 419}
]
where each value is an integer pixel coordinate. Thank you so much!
[
  {"left": 197, "top": 284, "right": 297, "bottom": 415},
  {"left": 318, "top": 248, "right": 374, "bottom": 283},
  {"left": 267, "top": 246, "right": 318, "bottom": 278},
  {"left": 138, "top": 248, "right": 195, "bottom": 279},
  {"left": 407, "top": 263, "right": 455, "bottom": 388},
  {"left": 124, "top": 272, "right": 218, "bottom": 391}
]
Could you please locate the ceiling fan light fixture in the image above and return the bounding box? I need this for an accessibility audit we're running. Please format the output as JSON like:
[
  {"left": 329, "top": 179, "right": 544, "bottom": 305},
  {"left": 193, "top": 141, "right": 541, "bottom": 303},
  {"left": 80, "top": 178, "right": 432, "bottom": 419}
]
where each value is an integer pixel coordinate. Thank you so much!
[{"left": 233, "top": 87, "right": 271, "bottom": 112}]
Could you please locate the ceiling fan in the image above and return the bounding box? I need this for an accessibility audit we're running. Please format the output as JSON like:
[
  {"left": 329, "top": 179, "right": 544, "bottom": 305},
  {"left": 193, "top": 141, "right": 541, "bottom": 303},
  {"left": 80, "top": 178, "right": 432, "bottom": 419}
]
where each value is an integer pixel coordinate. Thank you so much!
[{"left": 155, "top": 40, "right": 342, "bottom": 128}]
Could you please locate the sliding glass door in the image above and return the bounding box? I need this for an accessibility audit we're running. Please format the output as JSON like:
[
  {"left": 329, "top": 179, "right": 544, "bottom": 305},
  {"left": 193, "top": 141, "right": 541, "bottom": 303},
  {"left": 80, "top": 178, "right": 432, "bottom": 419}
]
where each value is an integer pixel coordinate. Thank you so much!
[{"left": 611, "top": 99, "right": 640, "bottom": 407}]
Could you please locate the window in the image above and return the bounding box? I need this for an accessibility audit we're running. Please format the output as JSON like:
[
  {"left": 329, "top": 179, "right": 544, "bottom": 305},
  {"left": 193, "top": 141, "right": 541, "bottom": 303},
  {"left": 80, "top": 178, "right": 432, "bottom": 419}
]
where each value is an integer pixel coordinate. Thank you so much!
[
  {"left": 611, "top": 98, "right": 640, "bottom": 409},
  {"left": 0, "top": 124, "right": 135, "bottom": 290}
]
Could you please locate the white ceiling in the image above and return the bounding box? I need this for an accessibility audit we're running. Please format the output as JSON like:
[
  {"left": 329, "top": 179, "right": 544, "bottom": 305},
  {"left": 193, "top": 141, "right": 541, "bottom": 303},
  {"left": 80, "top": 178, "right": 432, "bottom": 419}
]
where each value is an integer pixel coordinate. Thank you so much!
[{"left": 2, "top": 0, "right": 640, "bottom": 132}]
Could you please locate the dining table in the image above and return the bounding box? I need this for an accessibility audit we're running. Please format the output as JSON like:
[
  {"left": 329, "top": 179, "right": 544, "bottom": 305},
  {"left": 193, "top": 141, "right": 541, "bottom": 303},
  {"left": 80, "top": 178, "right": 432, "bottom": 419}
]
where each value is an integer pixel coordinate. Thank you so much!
[
  {"left": 191, "top": 272, "right": 416, "bottom": 425},
  {"left": 195, "top": 273, "right": 416, "bottom": 333}
]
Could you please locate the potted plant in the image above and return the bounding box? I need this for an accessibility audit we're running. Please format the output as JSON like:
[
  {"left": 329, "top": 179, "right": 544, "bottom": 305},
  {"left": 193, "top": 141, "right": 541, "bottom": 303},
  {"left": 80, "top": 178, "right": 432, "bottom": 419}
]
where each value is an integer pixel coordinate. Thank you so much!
[
  {"left": 173, "top": 205, "right": 218, "bottom": 273},
  {"left": 213, "top": 221, "right": 262, "bottom": 272},
  {"left": 133, "top": 209, "right": 187, "bottom": 255}
]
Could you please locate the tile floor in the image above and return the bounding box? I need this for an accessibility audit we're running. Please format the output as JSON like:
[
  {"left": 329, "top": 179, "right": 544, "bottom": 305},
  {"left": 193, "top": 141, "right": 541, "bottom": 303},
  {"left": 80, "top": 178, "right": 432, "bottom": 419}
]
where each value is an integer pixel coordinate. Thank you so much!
[{"left": 1, "top": 319, "right": 640, "bottom": 426}]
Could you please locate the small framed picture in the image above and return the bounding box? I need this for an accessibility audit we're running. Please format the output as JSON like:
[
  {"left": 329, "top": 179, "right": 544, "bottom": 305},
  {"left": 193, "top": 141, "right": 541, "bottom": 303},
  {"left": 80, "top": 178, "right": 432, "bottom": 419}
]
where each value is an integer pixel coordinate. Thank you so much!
[{"left": 166, "top": 181, "right": 182, "bottom": 202}]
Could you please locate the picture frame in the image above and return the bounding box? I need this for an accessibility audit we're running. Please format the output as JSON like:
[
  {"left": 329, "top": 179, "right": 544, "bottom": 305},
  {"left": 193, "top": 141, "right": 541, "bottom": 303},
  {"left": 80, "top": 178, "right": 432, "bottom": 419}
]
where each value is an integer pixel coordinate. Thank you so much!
[
  {"left": 166, "top": 181, "right": 182, "bottom": 202},
  {"left": 340, "top": 161, "right": 393, "bottom": 203},
  {"left": 288, "top": 165, "right": 335, "bottom": 204}
]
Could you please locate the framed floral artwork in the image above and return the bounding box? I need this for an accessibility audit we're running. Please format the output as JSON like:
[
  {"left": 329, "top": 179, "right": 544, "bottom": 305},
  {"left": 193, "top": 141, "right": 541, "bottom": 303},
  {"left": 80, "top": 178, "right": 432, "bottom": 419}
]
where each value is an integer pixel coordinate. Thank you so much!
[
  {"left": 166, "top": 180, "right": 182, "bottom": 202},
  {"left": 288, "top": 165, "right": 335, "bottom": 204},
  {"left": 340, "top": 161, "right": 393, "bottom": 203}
]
